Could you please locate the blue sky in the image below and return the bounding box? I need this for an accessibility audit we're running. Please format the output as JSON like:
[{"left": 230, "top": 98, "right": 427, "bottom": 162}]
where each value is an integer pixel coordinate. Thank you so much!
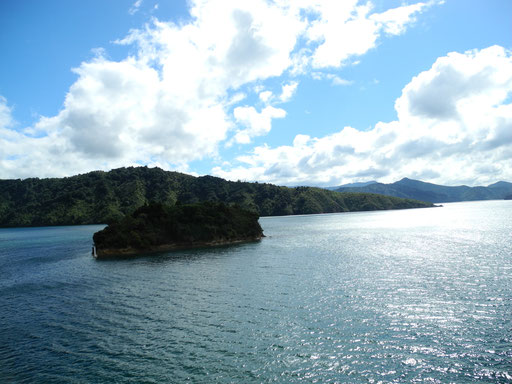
[{"left": 1, "top": 0, "right": 511, "bottom": 186}]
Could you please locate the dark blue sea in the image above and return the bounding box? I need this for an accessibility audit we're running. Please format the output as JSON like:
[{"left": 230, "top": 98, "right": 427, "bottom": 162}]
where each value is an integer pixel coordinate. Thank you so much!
[{"left": 1, "top": 200, "right": 511, "bottom": 383}]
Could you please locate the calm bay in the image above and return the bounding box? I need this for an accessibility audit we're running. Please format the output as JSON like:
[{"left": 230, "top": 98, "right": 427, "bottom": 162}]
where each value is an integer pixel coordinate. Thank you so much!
[{"left": 1, "top": 200, "right": 511, "bottom": 383}]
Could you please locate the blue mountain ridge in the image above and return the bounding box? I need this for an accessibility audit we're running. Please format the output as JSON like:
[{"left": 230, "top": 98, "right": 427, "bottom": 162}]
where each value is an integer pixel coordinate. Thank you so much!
[{"left": 330, "top": 178, "right": 512, "bottom": 203}]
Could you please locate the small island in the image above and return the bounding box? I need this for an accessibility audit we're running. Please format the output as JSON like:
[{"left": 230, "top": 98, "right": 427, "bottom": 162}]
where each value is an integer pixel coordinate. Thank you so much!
[{"left": 92, "top": 201, "right": 264, "bottom": 258}]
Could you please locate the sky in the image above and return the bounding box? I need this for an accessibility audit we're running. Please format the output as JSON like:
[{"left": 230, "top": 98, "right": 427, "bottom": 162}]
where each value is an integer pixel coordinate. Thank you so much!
[{"left": 1, "top": 0, "right": 511, "bottom": 187}]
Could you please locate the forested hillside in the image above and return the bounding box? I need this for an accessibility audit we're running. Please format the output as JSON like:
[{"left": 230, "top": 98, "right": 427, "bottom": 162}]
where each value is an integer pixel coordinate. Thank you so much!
[
  {"left": 334, "top": 178, "right": 512, "bottom": 203},
  {"left": 0, "top": 167, "right": 433, "bottom": 227}
]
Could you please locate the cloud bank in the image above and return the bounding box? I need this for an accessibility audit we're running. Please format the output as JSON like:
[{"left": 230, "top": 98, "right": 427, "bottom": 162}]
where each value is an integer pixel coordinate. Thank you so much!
[
  {"left": 214, "top": 46, "right": 512, "bottom": 186},
  {"left": 6, "top": 0, "right": 504, "bottom": 187}
]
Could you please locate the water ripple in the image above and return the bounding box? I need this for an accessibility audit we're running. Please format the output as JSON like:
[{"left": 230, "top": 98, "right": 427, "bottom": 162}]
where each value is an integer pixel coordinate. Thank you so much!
[{"left": 1, "top": 202, "right": 511, "bottom": 382}]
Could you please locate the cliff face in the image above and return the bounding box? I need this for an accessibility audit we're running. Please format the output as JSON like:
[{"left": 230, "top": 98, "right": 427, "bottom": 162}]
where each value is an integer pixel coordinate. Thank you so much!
[{"left": 93, "top": 201, "right": 264, "bottom": 258}]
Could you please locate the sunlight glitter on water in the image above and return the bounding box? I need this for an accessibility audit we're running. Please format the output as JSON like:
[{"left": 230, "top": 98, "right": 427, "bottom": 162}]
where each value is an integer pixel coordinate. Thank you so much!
[{"left": 1, "top": 201, "right": 511, "bottom": 383}]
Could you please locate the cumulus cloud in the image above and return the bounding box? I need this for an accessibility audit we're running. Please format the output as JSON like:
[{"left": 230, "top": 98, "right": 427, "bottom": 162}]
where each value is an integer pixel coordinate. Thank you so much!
[
  {"left": 1, "top": 0, "right": 435, "bottom": 178},
  {"left": 304, "top": 0, "right": 429, "bottom": 68},
  {"left": 396, "top": 46, "right": 512, "bottom": 122},
  {"left": 259, "top": 91, "right": 273, "bottom": 103},
  {"left": 214, "top": 46, "right": 512, "bottom": 186},
  {"left": 370, "top": 2, "right": 427, "bottom": 35},
  {"left": 279, "top": 82, "right": 298, "bottom": 102},
  {"left": 232, "top": 106, "right": 286, "bottom": 144},
  {"left": 256, "top": 82, "right": 297, "bottom": 105}
]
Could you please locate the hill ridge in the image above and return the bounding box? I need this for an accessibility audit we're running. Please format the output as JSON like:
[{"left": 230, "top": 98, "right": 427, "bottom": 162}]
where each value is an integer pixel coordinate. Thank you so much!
[
  {"left": 332, "top": 178, "right": 512, "bottom": 203},
  {"left": 0, "top": 166, "right": 433, "bottom": 227}
]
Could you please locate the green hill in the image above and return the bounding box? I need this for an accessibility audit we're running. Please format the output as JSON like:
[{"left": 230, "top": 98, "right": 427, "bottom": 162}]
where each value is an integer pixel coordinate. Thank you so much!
[
  {"left": 0, "top": 166, "right": 434, "bottom": 228},
  {"left": 333, "top": 177, "right": 512, "bottom": 203}
]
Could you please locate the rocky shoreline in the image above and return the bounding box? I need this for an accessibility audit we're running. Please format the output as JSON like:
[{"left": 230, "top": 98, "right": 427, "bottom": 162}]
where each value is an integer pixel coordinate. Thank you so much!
[{"left": 94, "top": 235, "right": 264, "bottom": 259}]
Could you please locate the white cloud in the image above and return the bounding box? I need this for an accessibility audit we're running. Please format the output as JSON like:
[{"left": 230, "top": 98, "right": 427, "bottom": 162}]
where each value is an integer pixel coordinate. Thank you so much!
[
  {"left": 256, "top": 81, "right": 297, "bottom": 106},
  {"left": 232, "top": 105, "right": 286, "bottom": 144},
  {"left": 259, "top": 90, "right": 273, "bottom": 103},
  {"left": 214, "top": 46, "right": 512, "bottom": 186},
  {"left": 312, "top": 72, "right": 353, "bottom": 86},
  {"left": 228, "top": 92, "right": 246, "bottom": 105},
  {"left": 129, "top": 0, "right": 143, "bottom": 15},
  {"left": 0, "top": 96, "right": 13, "bottom": 130},
  {"left": 279, "top": 81, "right": 298, "bottom": 102},
  {"left": 396, "top": 45, "right": 512, "bottom": 122},
  {"left": 304, "top": 0, "right": 430, "bottom": 68},
  {"left": 370, "top": 2, "right": 426, "bottom": 35},
  {"left": 330, "top": 76, "right": 353, "bottom": 86},
  {"left": 0, "top": 0, "right": 437, "bottom": 178}
]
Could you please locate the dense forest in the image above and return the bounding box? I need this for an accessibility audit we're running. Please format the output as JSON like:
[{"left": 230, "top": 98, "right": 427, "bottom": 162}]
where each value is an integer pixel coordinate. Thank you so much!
[
  {"left": 0, "top": 166, "right": 433, "bottom": 227},
  {"left": 93, "top": 201, "right": 264, "bottom": 257}
]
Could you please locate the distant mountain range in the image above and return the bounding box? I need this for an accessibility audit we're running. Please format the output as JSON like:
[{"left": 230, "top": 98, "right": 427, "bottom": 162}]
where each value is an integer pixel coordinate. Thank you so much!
[
  {"left": 330, "top": 178, "right": 512, "bottom": 203},
  {"left": 325, "top": 181, "right": 377, "bottom": 190}
]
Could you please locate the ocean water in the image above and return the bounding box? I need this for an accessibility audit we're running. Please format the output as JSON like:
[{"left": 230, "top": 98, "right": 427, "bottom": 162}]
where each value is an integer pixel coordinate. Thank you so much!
[{"left": 1, "top": 200, "right": 511, "bottom": 383}]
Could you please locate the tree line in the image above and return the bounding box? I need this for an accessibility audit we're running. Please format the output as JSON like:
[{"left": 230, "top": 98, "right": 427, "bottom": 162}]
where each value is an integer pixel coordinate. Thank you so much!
[{"left": 0, "top": 166, "right": 433, "bottom": 227}]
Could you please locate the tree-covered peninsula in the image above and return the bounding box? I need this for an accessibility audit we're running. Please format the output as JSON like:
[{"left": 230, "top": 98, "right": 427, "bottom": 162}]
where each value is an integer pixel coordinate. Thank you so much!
[
  {"left": 0, "top": 166, "right": 434, "bottom": 227},
  {"left": 93, "top": 202, "right": 263, "bottom": 258}
]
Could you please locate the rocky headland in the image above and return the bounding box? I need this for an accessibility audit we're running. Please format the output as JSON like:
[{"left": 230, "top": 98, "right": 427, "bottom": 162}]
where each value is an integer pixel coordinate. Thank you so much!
[{"left": 93, "top": 201, "right": 264, "bottom": 258}]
